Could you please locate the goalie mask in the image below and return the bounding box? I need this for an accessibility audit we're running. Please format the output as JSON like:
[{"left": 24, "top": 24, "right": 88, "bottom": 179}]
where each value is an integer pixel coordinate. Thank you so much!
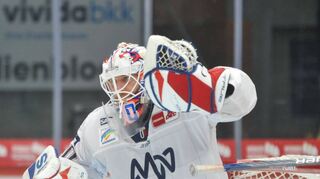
[{"left": 99, "top": 43, "right": 153, "bottom": 137}]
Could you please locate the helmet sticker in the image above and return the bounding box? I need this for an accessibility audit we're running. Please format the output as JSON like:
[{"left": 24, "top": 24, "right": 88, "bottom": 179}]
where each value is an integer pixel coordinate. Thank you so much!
[{"left": 122, "top": 101, "right": 139, "bottom": 126}]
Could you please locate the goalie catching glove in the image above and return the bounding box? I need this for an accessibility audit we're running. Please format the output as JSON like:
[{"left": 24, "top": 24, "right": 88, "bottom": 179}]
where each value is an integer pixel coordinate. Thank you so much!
[
  {"left": 144, "top": 35, "right": 257, "bottom": 120},
  {"left": 22, "top": 145, "right": 88, "bottom": 179}
]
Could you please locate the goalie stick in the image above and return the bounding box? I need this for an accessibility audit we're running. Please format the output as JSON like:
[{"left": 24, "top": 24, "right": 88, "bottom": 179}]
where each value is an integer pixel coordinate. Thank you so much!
[{"left": 190, "top": 155, "right": 320, "bottom": 176}]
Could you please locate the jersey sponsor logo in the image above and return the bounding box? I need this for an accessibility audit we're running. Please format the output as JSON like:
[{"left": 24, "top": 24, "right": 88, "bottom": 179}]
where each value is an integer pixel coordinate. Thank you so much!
[
  {"left": 130, "top": 147, "right": 175, "bottom": 179},
  {"left": 100, "top": 128, "right": 118, "bottom": 146},
  {"left": 151, "top": 111, "right": 178, "bottom": 128},
  {"left": 100, "top": 117, "right": 109, "bottom": 126}
]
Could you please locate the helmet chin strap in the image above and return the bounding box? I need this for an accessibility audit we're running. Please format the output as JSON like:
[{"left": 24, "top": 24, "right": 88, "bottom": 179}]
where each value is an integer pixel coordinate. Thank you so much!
[
  {"left": 139, "top": 93, "right": 149, "bottom": 104},
  {"left": 119, "top": 101, "right": 124, "bottom": 119}
]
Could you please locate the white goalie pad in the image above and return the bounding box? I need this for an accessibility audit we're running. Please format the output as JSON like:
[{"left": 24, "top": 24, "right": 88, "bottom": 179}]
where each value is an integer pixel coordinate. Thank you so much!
[
  {"left": 22, "top": 145, "right": 88, "bottom": 179},
  {"left": 22, "top": 145, "right": 60, "bottom": 179}
]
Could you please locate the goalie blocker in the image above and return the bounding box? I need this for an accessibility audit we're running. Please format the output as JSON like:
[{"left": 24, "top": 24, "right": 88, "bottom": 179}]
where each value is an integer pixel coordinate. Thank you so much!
[{"left": 144, "top": 35, "right": 256, "bottom": 121}]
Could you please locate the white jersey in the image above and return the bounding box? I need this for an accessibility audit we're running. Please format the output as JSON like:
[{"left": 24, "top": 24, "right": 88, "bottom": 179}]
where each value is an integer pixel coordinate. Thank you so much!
[{"left": 68, "top": 103, "right": 231, "bottom": 179}]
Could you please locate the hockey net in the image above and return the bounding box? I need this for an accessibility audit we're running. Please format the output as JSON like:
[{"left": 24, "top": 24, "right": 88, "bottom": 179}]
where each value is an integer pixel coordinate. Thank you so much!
[
  {"left": 228, "top": 155, "right": 320, "bottom": 179},
  {"left": 229, "top": 170, "right": 320, "bottom": 179}
]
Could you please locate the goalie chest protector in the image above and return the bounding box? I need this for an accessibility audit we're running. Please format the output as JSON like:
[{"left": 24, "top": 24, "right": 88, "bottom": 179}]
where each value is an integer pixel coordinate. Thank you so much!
[{"left": 83, "top": 106, "right": 228, "bottom": 179}]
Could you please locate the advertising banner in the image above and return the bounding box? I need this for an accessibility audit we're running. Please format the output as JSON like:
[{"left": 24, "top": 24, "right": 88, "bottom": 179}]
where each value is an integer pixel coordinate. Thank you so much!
[
  {"left": 1, "top": 138, "right": 320, "bottom": 168},
  {"left": 0, "top": 0, "right": 143, "bottom": 90}
]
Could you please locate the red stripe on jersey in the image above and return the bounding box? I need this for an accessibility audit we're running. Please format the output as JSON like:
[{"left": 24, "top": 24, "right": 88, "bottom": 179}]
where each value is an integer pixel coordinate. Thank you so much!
[
  {"left": 208, "top": 67, "right": 225, "bottom": 112},
  {"left": 154, "top": 70, "right": 165, "bottom": 100}
]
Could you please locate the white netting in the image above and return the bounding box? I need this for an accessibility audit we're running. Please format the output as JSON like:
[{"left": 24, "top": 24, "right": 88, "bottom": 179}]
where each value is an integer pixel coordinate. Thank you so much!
[
  {"left": 155, "top": 40, "right": 198, "bottom": 72},
  {"left": 229, "top": 170, "right": 320, "bottom": 179},
  {"left": 228, "top": 155, "right": 320, "bottom": 179}
]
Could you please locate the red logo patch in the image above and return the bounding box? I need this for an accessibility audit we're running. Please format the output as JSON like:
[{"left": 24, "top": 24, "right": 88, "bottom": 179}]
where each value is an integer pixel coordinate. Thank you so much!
[{"left": 151, "top": 111, "right": 178, "bottom": 128}]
